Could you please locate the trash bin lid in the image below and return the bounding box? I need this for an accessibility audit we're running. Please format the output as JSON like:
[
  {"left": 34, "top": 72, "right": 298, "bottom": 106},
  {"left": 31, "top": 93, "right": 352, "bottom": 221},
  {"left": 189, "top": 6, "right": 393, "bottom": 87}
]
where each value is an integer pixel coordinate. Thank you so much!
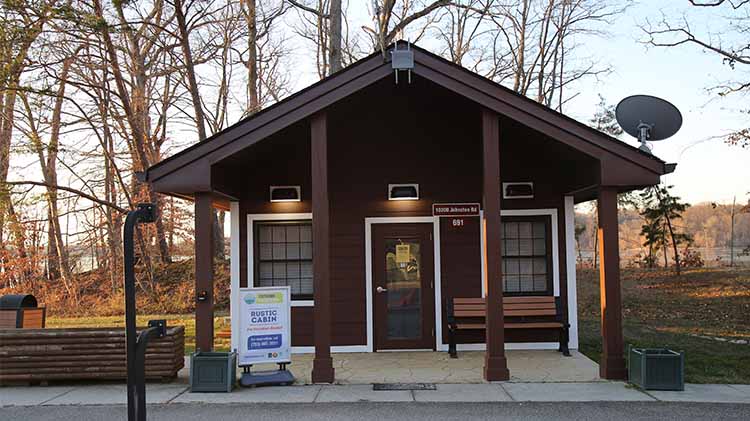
[{"left": 0, "top": 294, "right": 38, "bottom": 309}]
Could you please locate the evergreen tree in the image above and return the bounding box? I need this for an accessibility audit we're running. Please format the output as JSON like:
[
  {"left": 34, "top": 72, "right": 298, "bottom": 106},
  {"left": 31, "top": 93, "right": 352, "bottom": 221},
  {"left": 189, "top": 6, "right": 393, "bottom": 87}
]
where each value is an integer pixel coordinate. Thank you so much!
[
  {"left": 590, "top": 94, "right": 623, "bottom": 137},
  {"left": 639, "top": 185, "right": 693, "bottom": 274}
]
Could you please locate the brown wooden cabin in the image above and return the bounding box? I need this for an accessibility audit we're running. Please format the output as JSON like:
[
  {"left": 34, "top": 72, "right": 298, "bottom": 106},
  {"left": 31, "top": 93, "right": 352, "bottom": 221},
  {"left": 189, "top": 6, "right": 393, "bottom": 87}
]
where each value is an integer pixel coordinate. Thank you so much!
[{"left": 144, "top": 42, "right": 673, "bottom": 382}]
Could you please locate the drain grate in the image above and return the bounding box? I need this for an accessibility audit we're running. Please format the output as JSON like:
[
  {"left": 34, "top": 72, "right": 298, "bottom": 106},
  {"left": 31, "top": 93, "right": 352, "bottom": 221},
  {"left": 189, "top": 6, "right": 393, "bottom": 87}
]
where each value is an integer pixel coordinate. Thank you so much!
[{"left": 373, "top": 383, "right": 436, "bottom": 391}]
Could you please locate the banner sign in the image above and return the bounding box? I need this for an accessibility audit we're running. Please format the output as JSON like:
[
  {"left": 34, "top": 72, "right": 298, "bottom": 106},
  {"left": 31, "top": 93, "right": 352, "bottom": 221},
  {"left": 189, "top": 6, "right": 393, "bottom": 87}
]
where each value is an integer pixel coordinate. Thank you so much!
[
  {"left": 237, "top": 286, "right": 291, "bottom": 366},
  {"left": 432, "top": 203, "right": 480, "bottom": 217}
]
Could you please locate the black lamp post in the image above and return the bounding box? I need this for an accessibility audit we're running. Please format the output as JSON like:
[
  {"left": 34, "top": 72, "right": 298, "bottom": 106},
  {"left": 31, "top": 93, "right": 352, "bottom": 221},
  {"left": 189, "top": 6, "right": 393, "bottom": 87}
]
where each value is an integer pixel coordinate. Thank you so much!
[{"left": 123, "top": 203, "right": 166, "bottom": 421}]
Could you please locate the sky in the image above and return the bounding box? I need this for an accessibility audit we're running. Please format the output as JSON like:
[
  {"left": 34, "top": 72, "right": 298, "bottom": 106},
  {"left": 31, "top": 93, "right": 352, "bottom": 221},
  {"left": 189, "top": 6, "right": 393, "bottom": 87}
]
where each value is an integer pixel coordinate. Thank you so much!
[
  {"left": 283, "top": 0, "right": 750, "bottom": 206},
  {"left": 565, "top": 1, "right": 750, "bottom": 206}
]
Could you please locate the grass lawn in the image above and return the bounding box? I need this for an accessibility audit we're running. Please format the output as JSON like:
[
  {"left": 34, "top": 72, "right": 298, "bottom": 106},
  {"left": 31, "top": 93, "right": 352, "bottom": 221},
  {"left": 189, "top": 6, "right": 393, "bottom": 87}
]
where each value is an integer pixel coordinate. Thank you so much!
[
  {"left": 577, "top": 267, "right": 750, "bottom": 384},
  {"left": 47, "top": 267, "right": 749, "bottom": 384},
  {"left": 47, "top": 314, "right": 232, "bottom": 355}
]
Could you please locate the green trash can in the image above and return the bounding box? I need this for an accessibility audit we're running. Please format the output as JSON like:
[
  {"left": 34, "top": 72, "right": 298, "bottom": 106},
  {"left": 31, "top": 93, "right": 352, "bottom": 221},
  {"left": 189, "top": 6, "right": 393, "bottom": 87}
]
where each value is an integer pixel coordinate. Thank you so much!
[
  {"left": 629, "top": 347, "right": 684, "bottom": 391},
  {"left": 190, "top": 351, "right": 237, "bottom": 392}
]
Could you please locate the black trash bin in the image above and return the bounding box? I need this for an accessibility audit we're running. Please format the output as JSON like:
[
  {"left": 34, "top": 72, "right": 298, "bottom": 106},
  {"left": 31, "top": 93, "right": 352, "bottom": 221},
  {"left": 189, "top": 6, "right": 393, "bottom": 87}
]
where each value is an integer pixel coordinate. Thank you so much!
[{"left": 0, "top": 294, "right": 46, "bottom": 328}]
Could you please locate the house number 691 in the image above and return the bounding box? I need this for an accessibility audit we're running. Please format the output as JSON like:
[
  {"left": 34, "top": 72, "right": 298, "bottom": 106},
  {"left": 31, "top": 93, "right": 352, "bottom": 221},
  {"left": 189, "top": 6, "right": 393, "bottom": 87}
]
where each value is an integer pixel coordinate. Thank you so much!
[{"left": 452, "top": 218, "right": 464, "bottom": 227}]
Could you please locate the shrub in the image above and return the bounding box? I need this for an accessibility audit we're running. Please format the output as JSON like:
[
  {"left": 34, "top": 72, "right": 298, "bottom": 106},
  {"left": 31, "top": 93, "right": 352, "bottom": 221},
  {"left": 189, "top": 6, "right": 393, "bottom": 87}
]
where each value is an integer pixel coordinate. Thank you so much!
[{"left": 681, "top": 247, "right": 704, "bottom": 268}]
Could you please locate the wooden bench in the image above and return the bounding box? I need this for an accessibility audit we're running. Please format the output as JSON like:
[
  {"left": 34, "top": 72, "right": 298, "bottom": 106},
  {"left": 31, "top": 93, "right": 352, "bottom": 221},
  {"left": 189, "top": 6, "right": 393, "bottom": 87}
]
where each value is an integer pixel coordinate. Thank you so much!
[{"left": 446, "top": 296, "right": 570, "bottom": 358}]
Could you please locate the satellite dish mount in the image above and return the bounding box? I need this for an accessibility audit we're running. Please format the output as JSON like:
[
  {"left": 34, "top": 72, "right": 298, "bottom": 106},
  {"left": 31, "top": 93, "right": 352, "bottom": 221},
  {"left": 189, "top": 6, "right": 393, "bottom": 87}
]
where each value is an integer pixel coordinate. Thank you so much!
[
  {"left": 615, "top": 95, "right": 682, "bottom": 155},
  {"left": 636, "top": 122, "right": 654, "bottom": 152}
]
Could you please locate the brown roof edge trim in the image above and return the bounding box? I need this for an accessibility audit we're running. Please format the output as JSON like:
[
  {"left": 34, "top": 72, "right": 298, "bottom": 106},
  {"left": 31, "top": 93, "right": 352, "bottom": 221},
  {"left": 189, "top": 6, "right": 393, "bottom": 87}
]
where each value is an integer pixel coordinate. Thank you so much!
[
  {"left": 411, "top": 49, "right": 667, "bottom": 175},
  {"left": 145, "top": 51, "right": 390, "bottom": 181},
  {"left": 664, "top": 163, "right": 677, "bottom": 174}
]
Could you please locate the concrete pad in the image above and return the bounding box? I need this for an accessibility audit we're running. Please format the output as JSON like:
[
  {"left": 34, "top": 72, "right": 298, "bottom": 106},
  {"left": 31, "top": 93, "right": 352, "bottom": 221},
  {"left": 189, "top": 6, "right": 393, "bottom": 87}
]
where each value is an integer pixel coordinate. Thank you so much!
[
  {"left": 315, "top": 384, "right": 413, "bottom": 402},
  {"left": 42, "top": 384, "right": 188, "bottom": 405},
  {"left": 0, "top": 386, "right": 75, "bottom": 407},
  {"left": 649, "top": 384, "right": 750, "bottom": 403},
  {"left": 173, "top": 385, "right": 320, "bottom": 404},
  {"left": 503, "top": 382, "right": 654, "bottom": 402},
  {"left": 413, "top": 383, "right": 512, "bottom": 402}
]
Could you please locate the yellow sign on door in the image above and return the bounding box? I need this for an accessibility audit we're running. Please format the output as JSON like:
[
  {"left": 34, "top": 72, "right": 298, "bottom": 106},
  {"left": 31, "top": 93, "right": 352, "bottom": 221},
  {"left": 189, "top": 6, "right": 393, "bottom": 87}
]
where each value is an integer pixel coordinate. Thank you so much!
[{"left": 395, "top": 244, "right": 410, "bottom": 263}]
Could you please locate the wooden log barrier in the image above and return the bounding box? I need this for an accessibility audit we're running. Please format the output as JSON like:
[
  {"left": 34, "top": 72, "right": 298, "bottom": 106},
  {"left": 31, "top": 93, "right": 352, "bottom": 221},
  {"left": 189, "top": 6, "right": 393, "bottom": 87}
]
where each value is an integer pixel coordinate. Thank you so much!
[{"left": 0, "top": 326, "right": 184, "bottom": 384}]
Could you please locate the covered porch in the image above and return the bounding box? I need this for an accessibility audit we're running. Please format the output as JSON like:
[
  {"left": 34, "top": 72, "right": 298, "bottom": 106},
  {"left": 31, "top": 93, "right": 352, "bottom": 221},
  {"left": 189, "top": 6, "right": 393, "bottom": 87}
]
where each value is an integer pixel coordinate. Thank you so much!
[
  {"left": 245, "top": 350, "right": 600, "bottom": 385},
  {"left": 144, "top": 43, "right": 673, "bottom": 383}
]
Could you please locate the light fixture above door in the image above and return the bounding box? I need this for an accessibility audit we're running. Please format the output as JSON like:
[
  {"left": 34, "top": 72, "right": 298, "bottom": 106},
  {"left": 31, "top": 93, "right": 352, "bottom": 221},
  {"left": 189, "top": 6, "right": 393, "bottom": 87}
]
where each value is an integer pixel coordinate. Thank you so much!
[
  {"left": 270, "top": 186, "right": 301, "bottom": 202},
  {"left": 388, "top": 184, "right": 419, "bottom": 201}
]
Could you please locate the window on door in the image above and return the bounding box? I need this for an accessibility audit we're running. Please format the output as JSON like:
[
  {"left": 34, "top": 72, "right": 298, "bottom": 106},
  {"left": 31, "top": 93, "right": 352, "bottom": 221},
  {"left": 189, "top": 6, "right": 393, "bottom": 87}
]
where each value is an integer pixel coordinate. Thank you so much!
[
  {"left": 254, "top": 221, "right": 313, "bottom": 300},
  {"left": 501, "top": 216, "right": 552, "bottom": 295}
]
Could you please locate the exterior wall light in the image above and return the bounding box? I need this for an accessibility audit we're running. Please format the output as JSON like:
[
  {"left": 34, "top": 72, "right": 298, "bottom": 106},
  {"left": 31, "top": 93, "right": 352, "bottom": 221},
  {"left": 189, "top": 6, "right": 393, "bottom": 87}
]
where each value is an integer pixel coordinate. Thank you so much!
[
  {"left": 502, "top": 182, "right": 534, "bottom": 199},
  {"left": 270, "top": 186, "right": 301, "bottom": 202},
  {"left": 388, "top": 184, "right": 419, "bottom": 201}
]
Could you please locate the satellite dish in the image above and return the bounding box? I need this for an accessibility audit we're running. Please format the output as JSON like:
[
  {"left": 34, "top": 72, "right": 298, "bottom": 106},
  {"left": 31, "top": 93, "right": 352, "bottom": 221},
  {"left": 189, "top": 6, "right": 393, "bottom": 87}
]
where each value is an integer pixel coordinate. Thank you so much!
[{"left": 615, "top": 95, "right": 682, "bottom": 154}]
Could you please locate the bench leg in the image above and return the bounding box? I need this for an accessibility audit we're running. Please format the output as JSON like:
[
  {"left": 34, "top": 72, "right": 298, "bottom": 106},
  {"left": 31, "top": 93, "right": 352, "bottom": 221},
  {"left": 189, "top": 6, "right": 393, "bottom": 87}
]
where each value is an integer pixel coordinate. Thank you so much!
[
  {"left": 448, "top": 328, "right": 457, "bottom": 358},
  {"left": 560, "top": 324, "right": 571, "bottom": 357}
]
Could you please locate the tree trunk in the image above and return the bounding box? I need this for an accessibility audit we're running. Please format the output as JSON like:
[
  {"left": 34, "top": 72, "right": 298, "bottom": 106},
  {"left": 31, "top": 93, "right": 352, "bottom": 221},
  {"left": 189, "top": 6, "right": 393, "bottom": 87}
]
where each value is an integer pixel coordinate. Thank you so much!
[
  {"left": 328, "top": 0, "right": 342, "bottom": 74},
  {"left": 513, "top": 0, "right": 529, "bottom": 93},
  {"left": 665, "top": 214, "right": 681, "bottom": 275},
  {"left": 175, "top": 0, "right": 208, "bottom": 140},
  {"left": 0, "top": 85, "right": 18, "bottom": 257},
  {"left": 242, "top": 0, "right": 260, "bottom": 113}
]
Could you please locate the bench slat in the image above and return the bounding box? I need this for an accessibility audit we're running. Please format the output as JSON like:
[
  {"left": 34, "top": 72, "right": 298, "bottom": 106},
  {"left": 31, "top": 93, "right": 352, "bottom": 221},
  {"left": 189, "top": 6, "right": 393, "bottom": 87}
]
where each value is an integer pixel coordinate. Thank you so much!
[
  {"left": 455, "top": 323, "right": 485, "bottom": 329},
  {"left": 455, "top": 303, "right": 555, "bottom": 311},
  {"left": 505, "top": 322, "right": 562, "bottom": 329},
  {"left": 504, "top": 303, "right": 556, "bottom": 310},
  {"left": 455, "top": 322, "right": 563, "bottom": 330},
  {"left": 454, "top": 297, "right": 555, "bottom": 305},
  {"left": 454, "top": 310, "right": 487, "bottom": 317},
  {"left": 452, "top": 304, "right": 486, "bottom": 311},
  {"left": 503, "top": 296, "right": 555, "bottom": 304},
  {"left": 453, "top": 298, "right": 485, "bottom": 305},
  {"left": 504, "top": 309, "right": 557, "bottom": 316}
]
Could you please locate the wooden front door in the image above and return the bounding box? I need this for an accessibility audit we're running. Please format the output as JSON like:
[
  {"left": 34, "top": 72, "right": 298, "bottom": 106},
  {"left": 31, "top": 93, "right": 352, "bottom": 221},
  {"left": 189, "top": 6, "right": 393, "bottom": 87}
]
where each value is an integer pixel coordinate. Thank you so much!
[{"left": 372, "top": 223, "right": 435, "bottom": 350}]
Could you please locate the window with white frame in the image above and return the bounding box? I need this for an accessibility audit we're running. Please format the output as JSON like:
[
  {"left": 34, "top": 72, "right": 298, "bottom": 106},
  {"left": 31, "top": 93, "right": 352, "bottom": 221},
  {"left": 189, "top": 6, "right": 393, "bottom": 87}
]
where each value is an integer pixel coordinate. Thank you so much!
[
  {"left": 254, "top": 221, "right": 313, "bottom": 299},
  {"left": 501, "top": 216, "right": 552, "bottom": 295}
]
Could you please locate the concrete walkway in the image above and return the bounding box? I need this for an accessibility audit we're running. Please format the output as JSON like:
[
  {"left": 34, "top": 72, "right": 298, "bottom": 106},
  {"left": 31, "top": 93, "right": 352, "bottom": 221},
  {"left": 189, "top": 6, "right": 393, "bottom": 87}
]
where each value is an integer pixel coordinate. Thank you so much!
[{"left": 2, "top": 382, "right": 749, "bottom": 407}]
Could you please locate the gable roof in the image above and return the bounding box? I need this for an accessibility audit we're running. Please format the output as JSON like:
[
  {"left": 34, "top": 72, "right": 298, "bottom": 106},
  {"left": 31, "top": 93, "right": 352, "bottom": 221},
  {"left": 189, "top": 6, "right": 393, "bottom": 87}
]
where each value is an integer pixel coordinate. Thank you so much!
[{"left": 145, "top": 42, "right": 673, "bottom": 194}]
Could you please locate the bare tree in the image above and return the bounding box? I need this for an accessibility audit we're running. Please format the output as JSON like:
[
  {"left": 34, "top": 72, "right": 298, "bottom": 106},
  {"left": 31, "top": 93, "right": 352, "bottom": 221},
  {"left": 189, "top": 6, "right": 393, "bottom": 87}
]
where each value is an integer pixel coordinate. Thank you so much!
[
  {"left": 91, "top": 0, "right": 175, "bottom": 264},
  {"left": 366, "top": 0, "right": 452, "bottom": 54},
  {"left": 16, "top": 51, "right": 77, "bottom": 286},
  {"left": 433, "top": 0, "right": 494, "bottom": 67},
  {"left": 481, "top": 0, "right": 623, "bottom": 110},
  {"left": 0, "top": 2, "right": 55, "bottom": 275},
  {"left": 641, "top": 0, "right": 749, "bottom": 147},
  {"left": 290, "top": 0, "right": 366, "bottom": 77}
]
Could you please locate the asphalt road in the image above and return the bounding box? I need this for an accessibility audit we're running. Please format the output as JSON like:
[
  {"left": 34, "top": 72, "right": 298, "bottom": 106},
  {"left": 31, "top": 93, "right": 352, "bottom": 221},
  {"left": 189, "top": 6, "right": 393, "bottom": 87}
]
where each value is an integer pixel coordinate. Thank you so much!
[{"left": 2, "top": 402, "right": 750, "bottom": 421}]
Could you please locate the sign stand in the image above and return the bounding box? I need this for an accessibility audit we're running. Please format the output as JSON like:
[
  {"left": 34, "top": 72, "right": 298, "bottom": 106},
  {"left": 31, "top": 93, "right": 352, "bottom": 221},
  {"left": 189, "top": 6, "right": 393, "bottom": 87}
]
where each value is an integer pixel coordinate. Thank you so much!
[
  {"left": 240, "top": 363, "right": 295, "bottom": 387},
  {"left": 236, "top": 286, "right": 295, "bottom": 387}
]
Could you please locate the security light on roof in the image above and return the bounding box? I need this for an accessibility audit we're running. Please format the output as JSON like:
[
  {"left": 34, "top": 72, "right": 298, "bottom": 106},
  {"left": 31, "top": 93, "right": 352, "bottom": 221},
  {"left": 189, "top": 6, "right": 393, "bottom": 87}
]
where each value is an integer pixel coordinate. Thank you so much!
[{"left": 615, "top": 95, "right": 682, "bottom": 154}]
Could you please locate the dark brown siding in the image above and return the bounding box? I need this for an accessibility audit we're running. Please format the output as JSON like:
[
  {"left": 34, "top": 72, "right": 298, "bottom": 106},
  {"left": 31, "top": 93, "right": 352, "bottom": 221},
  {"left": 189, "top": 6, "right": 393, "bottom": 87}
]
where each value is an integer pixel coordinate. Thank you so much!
[
  {"left": 439, "top": 216, "right": 482, "bottom": 344},
  {"left": 224, "top": 75, "right": 576, "bottom": 348}
]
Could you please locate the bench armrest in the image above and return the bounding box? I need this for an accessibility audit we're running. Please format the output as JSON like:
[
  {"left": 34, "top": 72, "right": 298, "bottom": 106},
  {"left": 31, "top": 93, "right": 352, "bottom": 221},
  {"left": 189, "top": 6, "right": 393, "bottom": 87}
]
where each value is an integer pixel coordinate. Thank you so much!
[
  {"left": 554, "top": 296, "right": 565, "bottom": 323},
  {"left": 445, "top": 298, "right": 456, "bottom": 327}
]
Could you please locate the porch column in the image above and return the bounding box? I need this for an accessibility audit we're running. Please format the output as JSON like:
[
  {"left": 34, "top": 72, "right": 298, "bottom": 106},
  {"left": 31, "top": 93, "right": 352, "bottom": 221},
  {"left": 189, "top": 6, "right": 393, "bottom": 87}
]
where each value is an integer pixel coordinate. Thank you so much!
[
  {"left": 482, "top": 108, "right": 510, "bottom": 381},
  {"left": 194, "top": 192, "right": 214, "bottom": 352},
  {"left": 311, "top": 111, "right": 334, "bottom": 383},
  {"left": 597, "top": 187, "right": 627, "bottom": 380}
]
